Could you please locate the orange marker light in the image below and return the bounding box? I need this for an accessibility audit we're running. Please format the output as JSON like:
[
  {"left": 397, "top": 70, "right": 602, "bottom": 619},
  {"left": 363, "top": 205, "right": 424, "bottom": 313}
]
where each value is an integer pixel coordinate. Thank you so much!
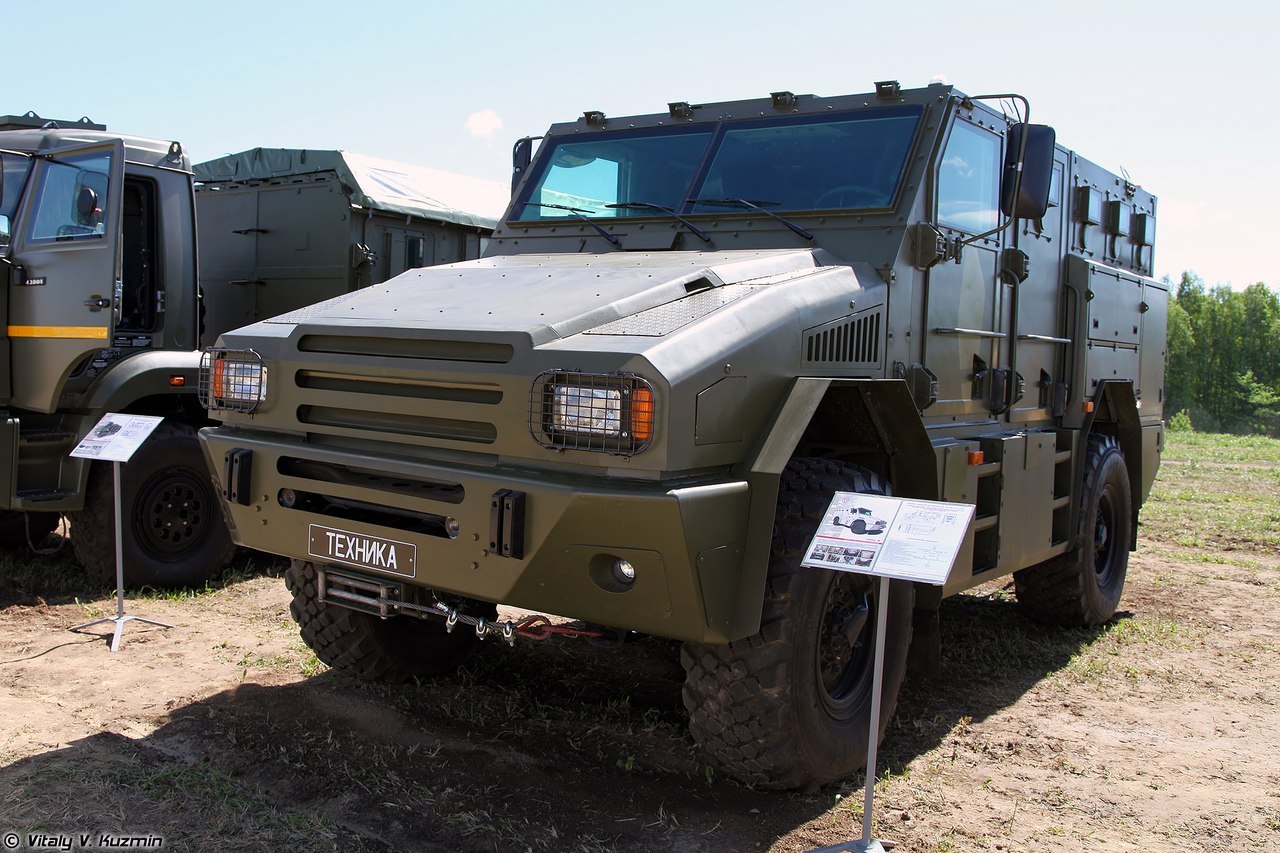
[
  {"left": 212, "top": 359, "right": 227, "bottom": 399},
  {"left": 1083, "top": 401, "right": 1096, "bottom": 414},
  {"left": 967, "top": 450, "right": 985, "bottom": 466},
  {"left": 169, "top": 375, "right": 186, "bottom": 387},
  {"left": 631, "top": 387, "right": 654, "bottom": 442}
]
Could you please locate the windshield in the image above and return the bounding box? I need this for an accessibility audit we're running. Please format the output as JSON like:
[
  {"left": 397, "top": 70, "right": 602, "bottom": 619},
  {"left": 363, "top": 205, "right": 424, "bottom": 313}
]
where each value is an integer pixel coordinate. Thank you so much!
[{"left": 514, "top": 106, "right": 922, "bottom": 221}]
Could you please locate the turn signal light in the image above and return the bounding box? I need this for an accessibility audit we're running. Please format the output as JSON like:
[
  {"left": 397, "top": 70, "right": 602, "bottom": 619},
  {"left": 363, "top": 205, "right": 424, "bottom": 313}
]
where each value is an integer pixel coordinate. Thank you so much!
[{"left": 631, "top": 387, "right": 654, "bottom": 442}]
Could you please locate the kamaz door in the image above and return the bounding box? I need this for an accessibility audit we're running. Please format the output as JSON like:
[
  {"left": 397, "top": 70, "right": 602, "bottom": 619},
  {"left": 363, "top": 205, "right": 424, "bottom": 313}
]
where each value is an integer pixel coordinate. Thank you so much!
[{"left": 7, "top": 140, "right": 124, "bottom": 413}]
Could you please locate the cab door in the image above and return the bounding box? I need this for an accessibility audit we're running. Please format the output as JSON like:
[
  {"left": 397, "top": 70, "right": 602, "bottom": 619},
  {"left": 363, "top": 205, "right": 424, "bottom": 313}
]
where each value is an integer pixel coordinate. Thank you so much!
[
  {"left": 7, "top": 140, "right": 124, "bottom": 413},
  {"left": 921, "top": 117, "right": 1005, "bottom": 421}
]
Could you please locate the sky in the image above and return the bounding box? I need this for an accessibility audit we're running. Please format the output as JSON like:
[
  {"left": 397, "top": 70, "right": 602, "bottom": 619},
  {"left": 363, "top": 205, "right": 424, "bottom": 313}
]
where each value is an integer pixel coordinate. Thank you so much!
[{"left": 8, "top": 0, "right": 1274, "bottom": 289}]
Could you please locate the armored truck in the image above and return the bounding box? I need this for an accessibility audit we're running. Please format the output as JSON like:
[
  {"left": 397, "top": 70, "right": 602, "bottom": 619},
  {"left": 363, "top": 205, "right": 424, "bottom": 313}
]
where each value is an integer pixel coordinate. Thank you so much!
[
  {"left": 0, "top": 114, "right": 495, "bottom": 584},
  {"left": 198, "top": 81, "right": 1166, "bottom": 788}
]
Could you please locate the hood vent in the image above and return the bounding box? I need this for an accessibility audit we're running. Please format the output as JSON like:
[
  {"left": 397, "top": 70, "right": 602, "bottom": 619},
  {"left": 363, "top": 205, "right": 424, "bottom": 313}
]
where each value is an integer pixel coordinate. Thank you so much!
[
  {"left": 803, "top": 309, "right": 883, "bottom": 367},
  {"left": 583, "top": 284, "right": 760, "bottom": 337}
]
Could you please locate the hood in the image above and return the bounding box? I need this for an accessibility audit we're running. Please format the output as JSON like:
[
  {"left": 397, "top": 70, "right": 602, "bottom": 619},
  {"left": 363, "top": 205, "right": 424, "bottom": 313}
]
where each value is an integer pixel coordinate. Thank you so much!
[{"left": 266, "top": 249, "right": 835, "bottom": 346}]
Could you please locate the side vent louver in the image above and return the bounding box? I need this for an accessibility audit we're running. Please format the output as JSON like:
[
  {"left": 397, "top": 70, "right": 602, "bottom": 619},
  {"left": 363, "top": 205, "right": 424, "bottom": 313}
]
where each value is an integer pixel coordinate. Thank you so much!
[{"left": 803, "top": 309, "right": 883, "bottom": 367}]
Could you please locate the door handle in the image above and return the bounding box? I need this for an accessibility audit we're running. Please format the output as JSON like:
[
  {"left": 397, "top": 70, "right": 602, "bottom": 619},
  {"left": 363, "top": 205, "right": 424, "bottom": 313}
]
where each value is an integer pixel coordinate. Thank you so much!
[{"left": 83, "top": 296, "right": 112, "bottom": 310}]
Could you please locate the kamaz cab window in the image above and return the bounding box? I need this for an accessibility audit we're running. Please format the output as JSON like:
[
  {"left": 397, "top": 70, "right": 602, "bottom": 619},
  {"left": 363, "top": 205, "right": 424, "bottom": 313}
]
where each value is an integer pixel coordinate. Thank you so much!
[
  {"left": 515, "top": 107, "right": 921, "bottom": 220},
  {"left": 937, "top": 121, "right": 1000, "bottom": 233},
  {"left": 25, "top": 151, "right": 112, "bottom": 242}
]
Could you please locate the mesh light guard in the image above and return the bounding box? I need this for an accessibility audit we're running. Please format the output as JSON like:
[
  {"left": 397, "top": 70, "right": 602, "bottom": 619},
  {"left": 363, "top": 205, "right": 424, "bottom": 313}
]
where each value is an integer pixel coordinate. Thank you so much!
[
  {"left": 529, "top": 370, "right": 655, "bottom": 455},
  {"left": 199, "top": 348, "right": 265, "bottom": 413}
]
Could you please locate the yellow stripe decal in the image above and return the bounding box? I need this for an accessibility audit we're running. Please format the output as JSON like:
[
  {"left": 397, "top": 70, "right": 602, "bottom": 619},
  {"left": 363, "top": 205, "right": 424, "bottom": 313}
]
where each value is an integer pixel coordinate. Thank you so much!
[{"left": 7, "top": 325, "right": 110, "bottom": 340}]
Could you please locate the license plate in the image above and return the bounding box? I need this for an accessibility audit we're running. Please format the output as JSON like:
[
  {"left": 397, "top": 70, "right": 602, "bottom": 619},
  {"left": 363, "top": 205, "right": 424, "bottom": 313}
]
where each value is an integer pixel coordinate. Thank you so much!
[{"left": 308, "top": 524, "right": 417, "bottom": 578}]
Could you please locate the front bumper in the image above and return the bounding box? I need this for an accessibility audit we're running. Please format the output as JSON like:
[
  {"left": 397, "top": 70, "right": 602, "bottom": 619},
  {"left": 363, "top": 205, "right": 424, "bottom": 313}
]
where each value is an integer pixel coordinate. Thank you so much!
[{"left": 199, "top": 427, "right": 753, "bottom": 642}]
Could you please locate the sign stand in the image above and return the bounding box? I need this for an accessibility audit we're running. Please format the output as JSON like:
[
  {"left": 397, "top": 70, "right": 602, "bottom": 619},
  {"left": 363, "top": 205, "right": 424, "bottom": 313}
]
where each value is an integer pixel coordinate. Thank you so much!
[
  {"left": 67, "top": 414, "right": 171, "bottom": 652},
  {"left": 801, "top": 494, "right": 975, "bottom": 853}
]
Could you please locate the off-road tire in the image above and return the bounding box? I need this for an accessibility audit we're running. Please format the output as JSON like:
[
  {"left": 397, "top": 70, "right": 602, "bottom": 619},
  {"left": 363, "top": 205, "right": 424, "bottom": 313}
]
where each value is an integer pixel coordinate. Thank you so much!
[
  {"left": 681, "top": 457, "right": 915, "bottom": 790},
  {"left": 1014, "top": 434, "right": 1132, "bottom": 626},
  {"left": 70, "top": 421, "right": 235, "bottom": 587},
  {"left": 0, "top": 511, "right": 60, "bottom": 550},
  {"left": 286, "top": 560, "right": 493, "bottom": 683}
]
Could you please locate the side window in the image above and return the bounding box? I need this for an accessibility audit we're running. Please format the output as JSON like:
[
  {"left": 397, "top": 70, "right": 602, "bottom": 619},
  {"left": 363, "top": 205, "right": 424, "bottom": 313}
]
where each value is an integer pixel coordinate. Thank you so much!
[
  {"left": 937, "top": 121, "right": 1000, "bottom": 233},
  {"left": 26, "top": 151, "right": 112, "bottom": 242},
  {"left": 0, "top": 152, "right": 33, "bottom": 246}
]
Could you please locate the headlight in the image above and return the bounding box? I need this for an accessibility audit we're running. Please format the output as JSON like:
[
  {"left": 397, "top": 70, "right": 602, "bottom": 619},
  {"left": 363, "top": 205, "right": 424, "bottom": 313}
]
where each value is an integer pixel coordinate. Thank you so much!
[
  {"left": 530, "top": 371, "right": 655, "bottom": 454},
  {"left": 199, "top": 348, "right": 267, "bottom": 413},
  {"left": 553, "top": 386, "right": 622, "bottom": 436}
]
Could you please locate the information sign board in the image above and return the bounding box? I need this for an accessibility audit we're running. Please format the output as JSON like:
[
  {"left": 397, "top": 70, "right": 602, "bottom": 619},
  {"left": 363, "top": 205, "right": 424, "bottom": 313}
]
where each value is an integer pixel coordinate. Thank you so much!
[
  {"left": 801, "top": 493, "right": 975, "bottom": 585},
  {"left": 69, "top": 414, "right": 165, "bottom": 463}
]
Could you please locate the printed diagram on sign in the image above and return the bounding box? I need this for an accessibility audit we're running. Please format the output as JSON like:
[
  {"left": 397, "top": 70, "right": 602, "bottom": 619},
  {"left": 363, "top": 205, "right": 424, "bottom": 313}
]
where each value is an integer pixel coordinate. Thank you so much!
[{"left": 831, "top": 506, "right": 887, "bottom": 536}]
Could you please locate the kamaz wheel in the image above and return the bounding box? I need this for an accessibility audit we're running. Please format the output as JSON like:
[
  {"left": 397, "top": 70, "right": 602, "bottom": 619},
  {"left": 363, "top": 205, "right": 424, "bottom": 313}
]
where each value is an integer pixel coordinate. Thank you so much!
[
  {"left": 0, "top": 511, "right": 60, "bottom": 550},
  {"left": 1013, "top": 434, "right": 1132, "bottom": 626},
  {"left": 680, "top": 457, "right": 914, "bottom": 790},
  {"left": 70, "top": 421, "right": 236, "bottom": 587},
  {"left": 852, "top": 518, "right": 867, "bottom": 534},
  {"left": 286, "top": 560, "right": 494, "bottom": 682}
]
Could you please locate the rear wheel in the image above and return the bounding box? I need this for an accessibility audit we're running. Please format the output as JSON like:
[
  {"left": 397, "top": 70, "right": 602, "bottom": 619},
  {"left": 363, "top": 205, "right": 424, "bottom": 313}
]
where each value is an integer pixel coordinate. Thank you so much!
[
  {"left": 286, "top": 560, "right": 493, "bottom": 682},
  {"left": 70, "top": 421, "right": 235, "bottom": 586},
  {"left": 681, "top": 457, "right": 914, "bottom": 789},
  {"left": 0, "top": 511, "right": 60, "bottom": 550},
  {"left": 1014, "top": 434, "right": 1132, "bottom": 626}
]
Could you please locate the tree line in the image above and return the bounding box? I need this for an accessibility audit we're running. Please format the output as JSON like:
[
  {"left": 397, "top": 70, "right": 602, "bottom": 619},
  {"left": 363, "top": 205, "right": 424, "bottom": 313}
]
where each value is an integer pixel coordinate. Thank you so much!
[{"left": 1165, "top": 273, "right": 1280, "bottom": 436}]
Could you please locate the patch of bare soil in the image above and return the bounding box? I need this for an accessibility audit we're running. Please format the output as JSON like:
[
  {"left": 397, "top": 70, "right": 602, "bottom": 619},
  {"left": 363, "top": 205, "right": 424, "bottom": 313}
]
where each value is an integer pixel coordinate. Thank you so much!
[{"left": 0, "top": 541, "right": 1277, "bottom": 851}]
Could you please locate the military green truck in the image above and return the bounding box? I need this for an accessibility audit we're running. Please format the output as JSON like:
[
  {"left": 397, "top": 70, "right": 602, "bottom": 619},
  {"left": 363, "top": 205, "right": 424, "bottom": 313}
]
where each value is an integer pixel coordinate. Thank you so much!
[
  {"left": 0, "top": 113, "right": 495, "bottom": 584},
  {"left": 197, "top": 81, "right": 1165, "bottom": 788}
]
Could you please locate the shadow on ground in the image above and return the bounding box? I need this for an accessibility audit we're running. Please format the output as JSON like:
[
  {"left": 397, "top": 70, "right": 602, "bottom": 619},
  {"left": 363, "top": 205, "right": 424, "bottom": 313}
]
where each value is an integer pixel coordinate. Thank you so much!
[
  {"left": 0, "top": 537, "right": 285, "bottom": 609},
  {"left": 0, "top": 587, "right": 1116, "bottom": 851}
]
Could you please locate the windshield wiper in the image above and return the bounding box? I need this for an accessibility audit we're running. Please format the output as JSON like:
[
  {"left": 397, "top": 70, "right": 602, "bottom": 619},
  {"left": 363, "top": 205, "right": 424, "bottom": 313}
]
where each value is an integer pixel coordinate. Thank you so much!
[
  {"left": 686, "top": 197, "right": 814, "bottom": 241},
  {"left": 605, "top": 202, "right": 712, "bottom": 244},
  {"left": 519, "top": 202, "right": 621, "bottom": 246}
]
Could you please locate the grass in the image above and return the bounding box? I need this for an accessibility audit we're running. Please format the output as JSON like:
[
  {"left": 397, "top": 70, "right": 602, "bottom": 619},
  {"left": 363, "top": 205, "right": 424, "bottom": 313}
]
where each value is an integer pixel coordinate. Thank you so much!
[{"left": 1141, "top": 431, "right": 1280, "bottom": 552}]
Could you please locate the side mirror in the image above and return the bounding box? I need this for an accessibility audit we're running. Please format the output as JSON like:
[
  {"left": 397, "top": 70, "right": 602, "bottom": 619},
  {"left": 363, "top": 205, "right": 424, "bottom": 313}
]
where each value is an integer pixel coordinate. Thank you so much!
[
  {"left": 511, "top": 137, "right": 533, "bottom": 194},
  {"left": 76, "top": 186, "right": 100, "bottom": 222},
  {"left": 1001, "top": 123, "right": 1056, "bottom": 220}
]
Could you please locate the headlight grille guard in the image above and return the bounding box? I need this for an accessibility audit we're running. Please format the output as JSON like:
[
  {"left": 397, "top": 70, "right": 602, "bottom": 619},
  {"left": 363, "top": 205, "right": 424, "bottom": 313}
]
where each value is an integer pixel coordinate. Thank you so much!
[
  {"left": 198, "top": 347, "right": 266, "bottom": 413},
  {"left": 528, "top": 370, "right": 655, "bottom": 456}
]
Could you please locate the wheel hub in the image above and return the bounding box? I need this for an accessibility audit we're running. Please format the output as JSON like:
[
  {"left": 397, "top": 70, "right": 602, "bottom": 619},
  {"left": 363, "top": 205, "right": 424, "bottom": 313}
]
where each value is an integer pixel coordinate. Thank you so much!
[
  {"left": 816, "top": 573, "right": 876, "bottom": 717},
  {"left": 1094, "top": 488, "right": 1117, "bottom": 581},
  {"left": 137, "top": 469, "right": 212, "bottom": 557}
]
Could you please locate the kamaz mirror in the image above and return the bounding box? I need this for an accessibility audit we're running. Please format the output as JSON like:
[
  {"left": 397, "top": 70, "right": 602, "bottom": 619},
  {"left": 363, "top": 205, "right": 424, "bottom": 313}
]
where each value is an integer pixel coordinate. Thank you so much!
[
  {"left": 77, "top": 186, "right": 99, "bottom": 221},
  {"left": 1000, "top": 123, "right": 1056, "bottom": 220}
]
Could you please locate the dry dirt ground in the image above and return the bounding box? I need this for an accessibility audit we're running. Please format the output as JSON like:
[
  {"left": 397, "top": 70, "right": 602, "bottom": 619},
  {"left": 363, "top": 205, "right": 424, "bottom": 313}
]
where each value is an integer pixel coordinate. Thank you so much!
[{"left": 0, "top": 435, "right": 1277, "bottom": 852}]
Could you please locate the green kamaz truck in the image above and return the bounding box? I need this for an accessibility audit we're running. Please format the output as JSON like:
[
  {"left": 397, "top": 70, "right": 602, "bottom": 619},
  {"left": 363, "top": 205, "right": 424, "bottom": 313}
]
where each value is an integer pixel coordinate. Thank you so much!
[
  {"left": 0, "top": 113, "right": 494, "bottom": 584},
  {"left": 198, "top": 81, "right": 1166, "bottom": 788}
]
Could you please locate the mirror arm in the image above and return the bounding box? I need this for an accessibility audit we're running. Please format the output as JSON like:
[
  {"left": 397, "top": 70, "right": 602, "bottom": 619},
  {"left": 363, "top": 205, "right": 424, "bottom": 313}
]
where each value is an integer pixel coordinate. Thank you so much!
[{"left": 955, "top": 93, "right": 1031, "bottom": 249}]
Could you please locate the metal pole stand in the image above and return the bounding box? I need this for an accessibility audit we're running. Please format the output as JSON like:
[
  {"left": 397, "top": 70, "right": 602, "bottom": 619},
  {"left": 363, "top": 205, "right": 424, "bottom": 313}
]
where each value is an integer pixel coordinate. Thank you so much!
[
  {"left": 71, "top": 461, "right": 172, "bottom": 652},
  {"left": 811, "top": 575, "right": 894, "bottom": 853}
]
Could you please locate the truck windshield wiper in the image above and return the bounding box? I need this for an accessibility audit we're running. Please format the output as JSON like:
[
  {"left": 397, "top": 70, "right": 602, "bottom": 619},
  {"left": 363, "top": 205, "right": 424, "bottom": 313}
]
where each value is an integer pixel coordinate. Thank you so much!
[
  {"left": 519, "top": 202, "right": 621, "bottom": 246},
  {"left": 686, "top": 197, "right": 814, "bottom": 241},
  {"left": 605, "top": 202, "right": 712, "bottom": 244}
]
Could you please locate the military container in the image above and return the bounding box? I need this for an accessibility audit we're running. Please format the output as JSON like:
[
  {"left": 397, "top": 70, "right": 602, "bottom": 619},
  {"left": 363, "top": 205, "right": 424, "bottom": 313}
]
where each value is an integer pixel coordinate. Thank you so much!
[
  {"left": 194, "top": 149, "right": 503, "bottom": 347},
  {"left": 198, "top": 82, "right": 1165, "bottom": 788}
]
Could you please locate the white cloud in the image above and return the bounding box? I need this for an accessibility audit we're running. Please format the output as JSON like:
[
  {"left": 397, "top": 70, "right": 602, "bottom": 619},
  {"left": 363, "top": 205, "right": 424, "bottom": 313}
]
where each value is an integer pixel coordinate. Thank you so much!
[{"left": 464, "top": 109, "right": 503, "bottom": 140}]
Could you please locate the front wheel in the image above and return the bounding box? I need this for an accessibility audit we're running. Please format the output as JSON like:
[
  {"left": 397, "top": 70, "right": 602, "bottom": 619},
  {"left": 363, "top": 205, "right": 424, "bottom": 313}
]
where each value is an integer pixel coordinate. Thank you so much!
[
  {"left": 70, "top": 421, "right": 236, "bottom": 586},
  {"left": 681, "top": 458, "right": 914, "bottom": 789}
]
